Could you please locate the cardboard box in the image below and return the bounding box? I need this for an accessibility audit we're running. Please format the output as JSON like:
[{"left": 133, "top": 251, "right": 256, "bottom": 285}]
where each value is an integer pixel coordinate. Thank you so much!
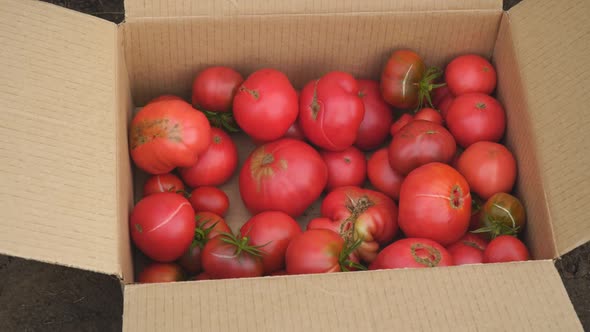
[{"left": 1, "top": 0, "right": 588, "bottom": 330}]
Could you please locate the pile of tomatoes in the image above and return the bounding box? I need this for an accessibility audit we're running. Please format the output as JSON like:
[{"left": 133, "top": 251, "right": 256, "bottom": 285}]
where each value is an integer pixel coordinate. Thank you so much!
[{"left": 128, "top": 50, "right": 530, "bottom": 283}]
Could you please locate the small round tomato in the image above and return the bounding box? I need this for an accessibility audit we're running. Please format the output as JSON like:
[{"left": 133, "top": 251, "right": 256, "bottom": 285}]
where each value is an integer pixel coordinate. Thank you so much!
[
  {"left": 388, "top": 120, "right": 457, "bottom": 175},
  {"left": 143, "top": 173, "right": 185, "bottom": 196},
  {"left": 446, "top": 93, "right": 506, "bottom": 148},
  {"left": 239, "top": 211, "right": 302, "bottom": 274},
  {"left": 367, "top": 148, "right": 404, "bottom": 200},
  {"left": 370, "top": 238, "right": 454, "bottom": 270},
  {"left": 398, "top": 163, "right": 471, "bottom": 245},
  {"left": 475, "top": 192, "right": 526, "bottom": 239},
  {"left": 446, "top": 233, "right": 488, "bottom": 266},
  {"left": 445, "top": 54, "right": 497, "bottom": 96},
  {"left": 188, "top": 186, "right": 230, "bottom": 216},
  {"left": 355, "top": 80, "right": 393, "bottom": 150},
  {"left": 138, "top": 263, "right": 185, "bottom": 283},
  {"left": 483, "top": 235, "right": 530, "bottom": 263},
  {"left": 321, "top": 147, "right": 367, "bottom": 192},
  {"left": 201, "top": 233, "right": 264, "bottom": 279},
  {"left": 390, "top": 113, "right": 413, "bottom": 136},
  {"left": 414, "top": 108, "right": 443, "bottom": 125},
  {"left": 191, "top": 66, "right": 244, "bottom": 112},
  {"left": 456, "top": 141, "right": 517, "bottom": 200}
]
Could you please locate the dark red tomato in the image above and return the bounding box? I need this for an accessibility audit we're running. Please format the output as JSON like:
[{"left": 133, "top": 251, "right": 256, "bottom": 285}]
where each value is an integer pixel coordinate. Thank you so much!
[
  {"left": 285, "top": 229, "right": 360, "bottom": 274},
  {"left": 320, "top": 146, "right": 367, "bottom": 192},
  {"left": 456, "top": 141, "right": 517, "bottom": 200},
  {"left": 239, "top": 211, "right": 302, "bottom": 274},
  {"left": 299, "top": 71, "right": 365, "bottom": 151},
  {"left": 414, "top": 108, "right": 443, "bottom": 125},
  {"left": 446, "top": 233, "right": 488, "bottom": 266},
  {"left": 143, "top": 173, "right": 185, "bottom": 196},
  {"left": 147, "top": 95, "right": 184, "bottom": 104},
  {"left": 233, "top": 68, "right": 298, "bottom": 142},
  {"left": 179, "top": 127, "right": 238, "bottom": 187},
  {"left": 445, "top": 54, "right": 497, "bottom": 96},
  {"left": 380, "top": 49, "right": 442, "bottom": 109},
  {"left": 438, "top": 94, "right": 455, "bottom": 121},
  {"left": 475, "top": 192, "right": 526, "bottom": 239},
  {"left": 284, "top": 121, "right": 306, "bottom": 141},
  {"left": 130, "top": 99, "right": 211, "bottom": 174},
  {"left": 398, "top": 163, "right": 471, "bottom": 245},
  {"left": 130, "top": 193, "right": 195, "bottom": 262},
  {"left": 138, "top": 263, "right": 185, "bottom": 283},
  {"left": 201, "top": 233, "right": 264, "bottom": 279},
  {"left": 446, "top": 93, "right": 506, "bottom": 148},
  {"left": 483, "top": 235, "right": 530, "bottom": 263},
  {"left": 191, "top": 66, "right": 244, "bottom": 112},
  {"left": 188, "top": 186, "right": 230, "bottom": 216},
  {"left": 239, "top": 139, "right": 328, "bottom": 218},
  {"left": 191, "top": 272, "right": 211, "bottom": 281},
  {"left": 370, "top": 238, "right": 454, "bottom": 270},
  {"left": 355, "top": 80, "right": 393, "bottom": 150},
  {"left": 367, "top": 148, "right": 404, "bottom": 200},
  {"left": 388, "top": 120, "right": 457, "bottom": 176},
  {"left": 390, "top": 113, "right": 413, "bottom": 136},
  {"left": 431, "top": 86, "right": 452, "bottom": 108}
]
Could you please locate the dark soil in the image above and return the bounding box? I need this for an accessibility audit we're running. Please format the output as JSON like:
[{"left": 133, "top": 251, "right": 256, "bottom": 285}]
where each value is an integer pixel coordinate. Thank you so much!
[{"left": 2, "top": 0, "right": 588, "bottom": 331}]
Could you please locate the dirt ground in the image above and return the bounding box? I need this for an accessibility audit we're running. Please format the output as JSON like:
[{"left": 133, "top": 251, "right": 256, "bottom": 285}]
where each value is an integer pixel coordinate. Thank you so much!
[{"left": 1, "top": 0, "right": 588, "bottom": 331}]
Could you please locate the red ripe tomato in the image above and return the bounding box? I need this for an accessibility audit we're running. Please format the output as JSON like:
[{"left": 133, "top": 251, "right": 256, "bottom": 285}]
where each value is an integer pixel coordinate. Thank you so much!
[
  {"left": 284, "top": 121, "right": 306, "bottom": 141},
  {"left": 483, "top": 235, "right": 530, "bottom": 263},
  {"left": 446, "top": 233, "right": 488, "bottom": 265},
  {"left": 233, "top": 68, "right": 298, "bottom": 142},
  {"left": 431, "top": 86, "right": 452, "bottom": 108},
  {"left": 143, "top": 173, "right": 185, "bottom": 196},
  {"left": 367, "top": 148, "right": 404, "bottom": 200},
  {"left": 414, "top": 108, "right": 443, "bottom": 125},
  {"left": 456, "top": 141, "right": 517, "bottom": 200},
  {"left": 370, "top": 238, "right": 454, "bottom": 270},
  {"left": 129, "top": 99, "right": 211, "bottom": 175},
  {"left": 130, "top": 192, "right": 195, "bottom": 262},
  {"left": 179, "top": 127, "right": 238, "bottom": 187},
  {"left": 390, "top": 113, "right": 413, "bottom": 136},
  {"left": 201, "top": 233, "right": 264, "bottom": 279},
  {"left": 320, "top": 147, "right": 367, "bottom": 192},
  {"left": 188, "top": 186, "right": 230, "bottom": 216},
  {"left": 445, "top": 54, "right": 497, "bottom": 96},
  {"left": 355, "top": 80, "right": 393, "bottom": 150},
  {"left": 147, "top": 95, "right": 184, "bottom": 104},
  {"left": 191, "top": 66, "right": 244, "bottom": 112},
  {"left": 388, "top": 120, "right": 457, "bottom": 176},
  {"left": 138, "top": 263, "right": 185, "bottom": 283},
  {"left": 285, "top": 229, "right": 360, "bottom": 274},
  {"left": 398, "top": 163, "right": 471, "bottom": 245},
  {"left": 438, "top": 94, "right": 455, "bottom": 121},
  {"left": 308, "top": 186, "right": 398, "bottom": 263},
  {"left": 239, "top": 211, "right": 302, "bottom": 274},
  {"left": 380, "top": 49, "right": 442, "bottom": 109},
  {"left": 239, "top": 138, "right": 328, "bottom": 218},
  {"left": 299, "top": 71, "right": 365, "bottom": 151},
  {"left": 446, "top": 93, "right": 506, "bottom": 148}
]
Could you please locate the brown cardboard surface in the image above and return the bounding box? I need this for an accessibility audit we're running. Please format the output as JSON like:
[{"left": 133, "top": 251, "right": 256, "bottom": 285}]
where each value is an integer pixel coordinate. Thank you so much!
[
  {"left": 125, "top": 0, "right": 502, "bottom": 18},
  {"left": 507, "top": 0, "right": 590, "bottom": 255},
  {"left": 0, "top": 0, "right": 124, "bottom": 277},
  {"left": 123, "top": 260, "right": 582, "bottom": 331}
]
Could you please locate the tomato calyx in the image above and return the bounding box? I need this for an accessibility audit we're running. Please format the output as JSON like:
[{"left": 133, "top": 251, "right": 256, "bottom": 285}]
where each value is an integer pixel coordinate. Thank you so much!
[
  {"left": 338, "top": 237, "right": 366, "bottom": 272},
  {"left": 201, "top": 110, "right": 241, "bottom": 133},
  {"left": 475, "top": 102, "right": 487, "bottom": 110},
  {"left": 192, "top": 217, "right": 222, "bottom": 248},
  {"left": 415, "top": 67, "right": 445, "bottom": 111},
  {"left": 471, "top": 214, "right": 520, "bottom": 239},
  {"left": 217, "top": 232, "right": 267, "bottom": 259},
  {"left": 410, "top": 243, "right": 442, "bottom": 267}
]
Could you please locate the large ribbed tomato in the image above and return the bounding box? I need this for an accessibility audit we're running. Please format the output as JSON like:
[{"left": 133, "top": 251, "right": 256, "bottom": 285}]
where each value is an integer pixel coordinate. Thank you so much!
[
  {"left": 239, "top": 139, "right": 328, "bottom": 218},
  {"left": 370, "top": 238, "right": 454, "bottom": 270}
]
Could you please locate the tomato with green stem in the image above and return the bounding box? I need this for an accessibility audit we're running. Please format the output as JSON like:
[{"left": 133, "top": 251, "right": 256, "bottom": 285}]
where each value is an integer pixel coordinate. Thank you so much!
[
  {"left": 201, "top": 232, "right": 265, "bottom": 279},
  {"left": 143, "top": 173, "right": 185, "bottom": 197},
  {"left": 473, "top": 192, "right": 526, "bottom": 239}
]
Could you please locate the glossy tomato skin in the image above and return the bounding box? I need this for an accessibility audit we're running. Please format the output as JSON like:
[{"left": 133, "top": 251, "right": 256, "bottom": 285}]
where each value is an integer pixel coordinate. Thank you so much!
[
  {"left": 380, "top": 50, "right": 427, "bottom": 109},
  {"left": 179, "top": 127, "right": 238, "bottom": 187},
  {"left": 414, "top": 108, "right": 443, "bottom": 125},
  {"left": 299, "top": 71, "right": 365, "bottom": 151},
  {"left": 309, "top": 186, "right": 398, "bottom": 263},
  {"left": 130, "top": 193, "right": 195, "bottom": 262},
  {"left": 130, "top": 99, "right": 211, "bottom": 175},
  {"left": 239, "top": 139, "right": 328, "bottom": 218},
  {"left": 388, "top": 120, "right": 457, "bottom": 175},
  {"left": 446, "top": 93, "right": 506, "bottom": 148},
  {"left": 285, "top": 229, "right": 345, "bottom": 275},
  {"left": 191, "top": 66, "right": 244, "bottom": 112},
  {"left": 367, "top": 148, "right": 404, "bottom": 200},
  {"left": 446, "top": 233, "right": 488, "bottom": 265},
  {"left": 355, "top": 80, "right": 393, "bottom": 150},
  {"left": 239, "top": 211, "right": 302, "bottom": 274},
  {"left": 456, "top": 141, "right": 517, "bottom": 200},
  {"left": 233, "top": 69, "right": 298, "bottom": 142},
  {"left": 188, "top": 186, "right": 230, "bottom": 216},
  {"left": 445, "top": 55, "right": 497, "bottom": 96},
  {"left": 321, "top": 147, "right": 367, "bottom": 192},
  {"left": 201, "top": 234, "right": 264, "bottom": 279},
  {"left": 483, "top": 235, "right": 530, "bottom": 263},
  {"left": 477, "top": 192, "right": 526, "bottom": 239},
  {"left": 370, "top": 238, "right": 454, "bottom": 270},
  {"left": 138, "top": 263, "right": 185, "bottom": 283},
  {"left": 143, "top": 173, "right": 185, "bottom": 196},
  {"left": 398, "top": 163, "right": 472, "bottom": 245},
  {"left": 390, "top": 113, "right": 413, "bottom": 136}
]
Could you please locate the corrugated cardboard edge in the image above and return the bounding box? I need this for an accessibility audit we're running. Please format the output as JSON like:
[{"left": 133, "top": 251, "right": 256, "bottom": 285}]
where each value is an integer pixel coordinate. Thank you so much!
[{"left": 122, "top": 260, "right": 582, "bottom": 331}]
